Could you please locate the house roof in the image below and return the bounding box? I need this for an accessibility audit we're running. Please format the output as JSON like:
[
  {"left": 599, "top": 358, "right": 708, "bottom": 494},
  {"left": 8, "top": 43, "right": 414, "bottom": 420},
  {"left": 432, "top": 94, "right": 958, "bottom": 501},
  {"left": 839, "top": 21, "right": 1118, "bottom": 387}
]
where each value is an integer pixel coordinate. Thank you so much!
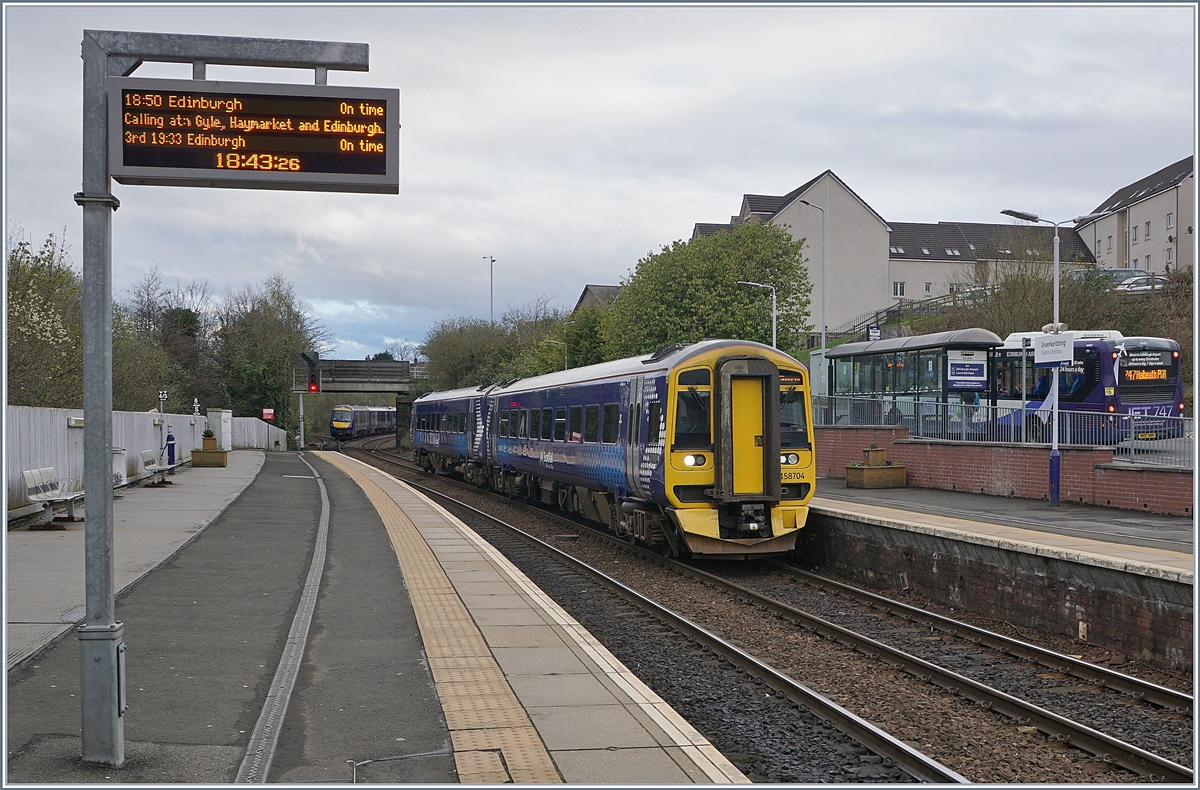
[
  {"left": 1084, "top": 156, "right": 1193, "bottom": 221},
  {"left": 888, "top": 221, "right": 1094, "bottom": 264},
  {"left": 572, "top": 284, "right": 623, "bottom": 313},
  {"left": 691, "top": 222, "right": 736, "bottom": 239}
]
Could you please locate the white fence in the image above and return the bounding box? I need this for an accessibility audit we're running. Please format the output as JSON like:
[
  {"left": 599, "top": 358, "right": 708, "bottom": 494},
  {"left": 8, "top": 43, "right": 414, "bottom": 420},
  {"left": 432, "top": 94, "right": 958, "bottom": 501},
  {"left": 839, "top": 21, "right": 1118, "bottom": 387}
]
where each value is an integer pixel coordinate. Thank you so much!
[
  {"left": 232, "top": 417, "right": 288, "bottom": 452},
  {"left": 6, "top": 406, "right": 284, "bottom": 518}
]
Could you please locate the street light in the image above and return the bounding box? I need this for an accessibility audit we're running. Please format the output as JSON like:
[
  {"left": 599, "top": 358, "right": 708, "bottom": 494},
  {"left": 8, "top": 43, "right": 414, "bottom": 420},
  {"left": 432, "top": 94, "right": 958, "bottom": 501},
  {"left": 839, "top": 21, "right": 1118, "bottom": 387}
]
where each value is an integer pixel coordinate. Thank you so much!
[
  {"left": 1000, "top": 208, "right": 1104, "bottom": 506},
  {"left": 797, "top": 199, "right": 827, "bottom": 368},
  {"left": 544, "top": 339, "right": 568, "bottom": 370},
  {"left": 736, "top": 281, "right": 776, "bottom": 348},
  {"left": 484, "top": 256, "right": 496, "bottom": 324}
]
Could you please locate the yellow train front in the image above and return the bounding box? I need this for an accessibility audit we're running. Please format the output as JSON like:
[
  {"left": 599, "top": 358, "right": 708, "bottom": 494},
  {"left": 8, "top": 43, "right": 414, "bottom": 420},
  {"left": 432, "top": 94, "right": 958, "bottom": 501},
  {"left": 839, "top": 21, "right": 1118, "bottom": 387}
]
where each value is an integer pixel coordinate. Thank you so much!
[
  {"left": 650, "top": 341, "right": 814, "bottom": 558},
  {"left": 415, "top": 339, "right": 815, "bottom": 560}
]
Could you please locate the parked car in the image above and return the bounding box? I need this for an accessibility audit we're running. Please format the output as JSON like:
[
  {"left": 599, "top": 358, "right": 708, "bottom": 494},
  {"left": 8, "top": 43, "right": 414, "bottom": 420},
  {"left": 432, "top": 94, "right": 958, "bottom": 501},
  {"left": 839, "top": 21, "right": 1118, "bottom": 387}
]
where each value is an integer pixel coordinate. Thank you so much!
[
  {"left": 1113, "top": 274, "right": 1170, "bottom": 293},
  {"left": 1066, "top": 267, "right": 1150, "bottom": 287}
]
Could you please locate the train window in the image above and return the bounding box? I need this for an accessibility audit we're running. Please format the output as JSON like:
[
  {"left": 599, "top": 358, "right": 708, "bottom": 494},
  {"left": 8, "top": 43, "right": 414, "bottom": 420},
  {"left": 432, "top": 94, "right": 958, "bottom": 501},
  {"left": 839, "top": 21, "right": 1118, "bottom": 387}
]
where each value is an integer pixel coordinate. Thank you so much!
[
  {"left": 499, "top": 410, "right": 510, "bottom": 437},
  {"left": 568, "top": 406, "right": 583, "bottom": 441},
  {"left": 646, "top": 402, "right": 661, "bottom": 444},
  {"left": 628, "top": 404, "right": 639, "bottom": 445},
  {"left": 438, "top": 413, "right": 447, "bottom": 431},
  {"left": 674, "top": 389, "right": 711, "bottom": 449},
  {"left": 518, "top": 409, "right": 528, "bottom": 438},
  {"left": 602, "top": 403, "right": 619, "bottom": 443},
  {"left": 678, "top": 368, "right": 710, "bottom": 386},
  {"left": 780, "top": 387, "right": 810, "bottom": 449},
  {"left": 529, "top": 408, "right": 541, "bottom": 440},
  {"left": 460, "top": 411, "right": 468, "bottom": 433},
  {"left": 542, "top": 407, "right": 554, "bottom": 440},
  {"left": 584, "top": 405, "right": 600, "bottom": 442},
  {"left": 553, "top": 408, "right": 567, "bottom": 441}
]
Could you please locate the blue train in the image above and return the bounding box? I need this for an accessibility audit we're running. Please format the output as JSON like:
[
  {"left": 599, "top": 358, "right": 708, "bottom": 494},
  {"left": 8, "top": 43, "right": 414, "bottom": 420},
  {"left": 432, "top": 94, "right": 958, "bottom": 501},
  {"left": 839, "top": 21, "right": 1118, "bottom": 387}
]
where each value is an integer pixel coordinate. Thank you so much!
[
  {"left": 330, "top": 405, "right": 397, "bottom": 439},
  {"left": 412, "top": 340, "right": 816, "bottom": 559}
]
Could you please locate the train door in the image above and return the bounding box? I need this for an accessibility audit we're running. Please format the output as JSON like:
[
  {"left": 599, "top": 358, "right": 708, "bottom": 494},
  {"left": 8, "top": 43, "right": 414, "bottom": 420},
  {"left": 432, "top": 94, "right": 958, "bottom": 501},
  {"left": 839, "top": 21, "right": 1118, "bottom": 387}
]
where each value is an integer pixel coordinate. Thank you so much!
[
  {"left": 623, "top": 376, "right": 647, "bottom": 499},
  {"left": 714, "top": 356, "right": 781, "bottom": 504}
]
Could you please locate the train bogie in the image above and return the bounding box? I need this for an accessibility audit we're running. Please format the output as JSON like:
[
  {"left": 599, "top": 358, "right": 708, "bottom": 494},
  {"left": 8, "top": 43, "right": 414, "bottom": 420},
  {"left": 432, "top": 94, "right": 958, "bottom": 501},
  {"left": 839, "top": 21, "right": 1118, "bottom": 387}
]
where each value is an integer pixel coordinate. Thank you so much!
[{"left": 412, "top": 340, "right": 815, "bottom": 559}]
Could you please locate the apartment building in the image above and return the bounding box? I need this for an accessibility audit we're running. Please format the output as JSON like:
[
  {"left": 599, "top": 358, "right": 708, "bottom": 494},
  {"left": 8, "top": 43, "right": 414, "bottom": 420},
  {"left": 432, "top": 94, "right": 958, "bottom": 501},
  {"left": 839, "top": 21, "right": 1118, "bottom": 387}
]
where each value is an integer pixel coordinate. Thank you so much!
[{"left": 1073, "top": 156, "right": 1193, "bottom": 275}]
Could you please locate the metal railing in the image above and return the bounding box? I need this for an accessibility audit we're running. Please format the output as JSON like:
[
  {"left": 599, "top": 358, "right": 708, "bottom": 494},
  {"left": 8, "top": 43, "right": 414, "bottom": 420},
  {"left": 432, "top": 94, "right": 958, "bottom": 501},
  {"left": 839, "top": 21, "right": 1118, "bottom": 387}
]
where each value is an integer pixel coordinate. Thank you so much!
[{"left": 813, "top": 395, "right": 1193, "bottom": 469}]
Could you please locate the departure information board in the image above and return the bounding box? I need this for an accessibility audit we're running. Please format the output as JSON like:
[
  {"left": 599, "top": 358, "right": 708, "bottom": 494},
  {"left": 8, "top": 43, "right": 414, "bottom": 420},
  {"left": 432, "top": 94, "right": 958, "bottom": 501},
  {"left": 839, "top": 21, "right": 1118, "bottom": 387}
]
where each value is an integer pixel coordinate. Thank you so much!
[{"left": 108, "top": 77, "right": 399, "bottom": 193}]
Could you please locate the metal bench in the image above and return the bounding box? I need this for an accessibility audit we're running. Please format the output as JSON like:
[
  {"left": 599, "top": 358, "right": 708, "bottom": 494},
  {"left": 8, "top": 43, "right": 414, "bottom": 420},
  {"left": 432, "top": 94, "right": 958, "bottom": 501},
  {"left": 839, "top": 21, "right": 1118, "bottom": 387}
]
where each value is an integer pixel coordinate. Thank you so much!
[
  {"left": 140, "top": 449, "right": 180, "bottom": 486},
  {"left": 21, "top": 467, "right": 85, "bottom": 526}
]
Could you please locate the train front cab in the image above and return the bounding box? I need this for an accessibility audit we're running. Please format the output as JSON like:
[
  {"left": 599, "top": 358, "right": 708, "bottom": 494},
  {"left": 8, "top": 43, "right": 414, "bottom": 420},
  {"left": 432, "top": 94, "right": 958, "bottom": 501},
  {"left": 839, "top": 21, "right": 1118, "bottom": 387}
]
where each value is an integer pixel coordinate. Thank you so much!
[{"left": 664, "top": 348, "right": 814, "bottom": 558}]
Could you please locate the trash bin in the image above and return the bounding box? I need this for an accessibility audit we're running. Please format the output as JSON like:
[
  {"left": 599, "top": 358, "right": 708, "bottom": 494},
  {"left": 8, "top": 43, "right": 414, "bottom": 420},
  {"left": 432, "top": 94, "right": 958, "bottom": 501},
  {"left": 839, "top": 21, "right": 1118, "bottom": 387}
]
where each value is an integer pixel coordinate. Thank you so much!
[
  {"left": 111, "top": 448, "right": 127, "bottom": 487},
  {"left": 166, "top": 431, "right": 176, "bottom": 474}
]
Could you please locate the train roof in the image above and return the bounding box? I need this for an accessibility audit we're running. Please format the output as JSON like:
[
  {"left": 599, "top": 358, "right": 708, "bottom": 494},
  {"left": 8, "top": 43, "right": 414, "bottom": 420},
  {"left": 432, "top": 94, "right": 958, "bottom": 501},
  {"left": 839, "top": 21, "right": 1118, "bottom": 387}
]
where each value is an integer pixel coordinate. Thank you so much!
[
  {"left": 826, "top": 328, "right": 1003, "bottom": 358},
  {"left": 415, "top": 340, "right": 803, "bottom": 403}
]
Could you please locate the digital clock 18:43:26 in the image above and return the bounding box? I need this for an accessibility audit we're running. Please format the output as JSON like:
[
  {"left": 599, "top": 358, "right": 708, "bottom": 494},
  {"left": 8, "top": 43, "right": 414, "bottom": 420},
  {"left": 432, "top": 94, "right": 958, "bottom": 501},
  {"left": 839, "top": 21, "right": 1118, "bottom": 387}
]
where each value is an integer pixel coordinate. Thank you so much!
[{"left": 216, "top": 153, "right": 301, "bottom": 171}]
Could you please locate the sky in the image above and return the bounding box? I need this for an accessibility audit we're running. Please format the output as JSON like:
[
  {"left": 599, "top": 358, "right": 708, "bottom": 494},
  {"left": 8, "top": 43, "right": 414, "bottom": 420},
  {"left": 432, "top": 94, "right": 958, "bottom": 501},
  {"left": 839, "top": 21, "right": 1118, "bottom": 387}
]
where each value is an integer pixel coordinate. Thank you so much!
[{"left": 4, "top": 3, "right": 1196, "bottom": 360}]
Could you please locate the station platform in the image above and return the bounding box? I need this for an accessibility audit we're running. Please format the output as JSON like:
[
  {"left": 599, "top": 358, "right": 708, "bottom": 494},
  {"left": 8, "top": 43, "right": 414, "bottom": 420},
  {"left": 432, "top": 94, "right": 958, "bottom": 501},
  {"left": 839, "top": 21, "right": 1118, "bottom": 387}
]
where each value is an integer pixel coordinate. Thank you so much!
[
  {"left": 812, "top": 478, "right": 1194, "bottom": 584},
  {"left": 6, "top": 451, "right": 745, "bottom": 783}
]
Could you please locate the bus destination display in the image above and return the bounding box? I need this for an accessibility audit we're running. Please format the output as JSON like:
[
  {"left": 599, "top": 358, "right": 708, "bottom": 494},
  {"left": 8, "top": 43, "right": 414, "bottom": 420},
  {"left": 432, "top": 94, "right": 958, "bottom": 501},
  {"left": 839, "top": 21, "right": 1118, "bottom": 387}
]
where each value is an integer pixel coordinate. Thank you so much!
[{"left": 109, "top": 77, "right": 399, "bottom": 194}]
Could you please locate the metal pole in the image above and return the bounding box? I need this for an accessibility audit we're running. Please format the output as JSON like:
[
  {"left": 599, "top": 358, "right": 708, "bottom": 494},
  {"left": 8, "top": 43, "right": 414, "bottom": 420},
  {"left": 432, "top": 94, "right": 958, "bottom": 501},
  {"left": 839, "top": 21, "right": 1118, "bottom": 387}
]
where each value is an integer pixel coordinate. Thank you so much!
[
  {"left": 77, "top": 31, "right": 124, "bottom": 767},
  {"left": 299, "top": 392, "right": 306, "bottom": 449},
  {"left": 1021, "top": 338, "right": 1028, "bottom": 443},
  {"left": 485, "top": 256, "right": 495, "bottom": 324},
  {"left": 1049, "top": 226, "right": 1061, "bottom": 506},
  {"left": 770, "top": 287, "right": 777, "bottom": 349}
]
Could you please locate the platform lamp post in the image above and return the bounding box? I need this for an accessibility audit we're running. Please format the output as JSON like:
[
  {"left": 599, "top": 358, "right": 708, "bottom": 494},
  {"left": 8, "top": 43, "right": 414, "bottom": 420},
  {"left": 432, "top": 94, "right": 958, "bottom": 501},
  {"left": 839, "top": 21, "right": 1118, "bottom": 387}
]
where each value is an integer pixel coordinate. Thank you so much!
[
  {"left": 1000, "top": 209, "right": 1104, "bottom": 506},
  {"left": 485, "top": 256, "right": 496, "bottom": 324},
  {"left": 736, "top": 281, "right": 776, "bottom": 348},
  {"left": 544, "top": 339, "right": 568, "bottom": 370}
]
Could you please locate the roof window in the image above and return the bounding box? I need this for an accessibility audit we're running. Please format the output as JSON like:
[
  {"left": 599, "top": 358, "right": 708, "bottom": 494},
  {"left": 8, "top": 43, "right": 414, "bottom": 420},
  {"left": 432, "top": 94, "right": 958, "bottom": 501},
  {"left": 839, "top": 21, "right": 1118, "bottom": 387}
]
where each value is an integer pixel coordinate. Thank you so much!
[
  {"left": 921, "top": 247, "right": 930, "bottom": 255},
  {"left": 945, "top": 248, "right": 961, "bottom": 256},
  {"left": 889, "top": 246, "right": 904, "bottom": 254}
]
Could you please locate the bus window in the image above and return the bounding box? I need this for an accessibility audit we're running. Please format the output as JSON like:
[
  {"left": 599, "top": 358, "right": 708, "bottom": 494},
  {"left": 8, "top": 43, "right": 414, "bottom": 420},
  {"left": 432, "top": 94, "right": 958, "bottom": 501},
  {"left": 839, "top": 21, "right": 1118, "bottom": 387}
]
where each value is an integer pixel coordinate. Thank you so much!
[
  {"left": 1059, "top": 358, "right": 1099, "bottom": 403},
  {"left": 780, "top": 387, "right": 810, "bottom": 449}
]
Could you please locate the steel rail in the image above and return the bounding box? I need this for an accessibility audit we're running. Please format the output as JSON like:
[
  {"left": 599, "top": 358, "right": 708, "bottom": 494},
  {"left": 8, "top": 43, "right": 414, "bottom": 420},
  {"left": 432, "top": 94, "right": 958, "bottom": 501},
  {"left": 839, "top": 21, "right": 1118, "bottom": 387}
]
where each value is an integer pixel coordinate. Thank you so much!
[
  {"left": 658, "top": 561, "right": 1193, "bottom": 783},
  {"left": 354, "top": 446, "right": 967, "bottom": 784},
  {"left": 769, "top": 561, "right": 1193, "bottom": 715},
  {"left": 357, "top": 440, "right": 1192, "bottom": 782}
]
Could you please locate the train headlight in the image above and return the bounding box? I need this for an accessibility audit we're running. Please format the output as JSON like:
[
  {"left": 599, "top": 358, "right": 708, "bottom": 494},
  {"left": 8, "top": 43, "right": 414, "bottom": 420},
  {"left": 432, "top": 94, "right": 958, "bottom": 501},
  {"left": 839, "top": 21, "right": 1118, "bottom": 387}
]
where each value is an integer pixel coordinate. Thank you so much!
[
  {"left": 683, "top": 454, "right": 706, "bottom": 467},
  {"left": 780, "top": 453, "right": 799, "bottom": 465}
]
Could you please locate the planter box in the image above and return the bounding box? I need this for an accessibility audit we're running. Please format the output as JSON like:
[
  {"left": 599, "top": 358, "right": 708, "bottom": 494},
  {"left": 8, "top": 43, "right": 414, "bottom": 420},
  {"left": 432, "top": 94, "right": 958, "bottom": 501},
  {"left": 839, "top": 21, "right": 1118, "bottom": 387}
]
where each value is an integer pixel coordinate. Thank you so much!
[
  {"left": 202, "top": 436, "right": 217, "bottom": 450},
  {"left": 846, "top": 464, "right": 906, "bottom": 489},
  {"left": 191, "top": 449, "right": 228, "bottom": 468}
]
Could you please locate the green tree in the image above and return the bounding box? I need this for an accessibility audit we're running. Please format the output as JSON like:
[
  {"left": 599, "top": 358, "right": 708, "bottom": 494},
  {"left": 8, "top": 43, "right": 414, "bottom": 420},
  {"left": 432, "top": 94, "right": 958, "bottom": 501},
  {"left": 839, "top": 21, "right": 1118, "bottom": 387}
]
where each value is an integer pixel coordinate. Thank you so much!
[
  {"left": 212, "top": 274, "right": 329, "bottom": 429},
  {"left": 600, "top": 222, "right": 812, "bottom": 359},
  {"left": 563, "top": 306, "right": 606, "bottom": 368},
  {"left": 6, "top": 228, "right": 83, "bottom": 407}
]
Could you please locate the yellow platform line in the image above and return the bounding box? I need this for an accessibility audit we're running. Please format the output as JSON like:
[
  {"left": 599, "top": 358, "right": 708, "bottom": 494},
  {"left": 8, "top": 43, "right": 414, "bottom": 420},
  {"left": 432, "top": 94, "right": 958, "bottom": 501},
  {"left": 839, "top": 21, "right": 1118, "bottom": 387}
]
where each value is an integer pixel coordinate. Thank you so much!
[
  {"left": 374, "top": 465, "right": 750, "bottom": 785},
  {"left": 316, "top": 452, "right": 561, "bottom": 784}
]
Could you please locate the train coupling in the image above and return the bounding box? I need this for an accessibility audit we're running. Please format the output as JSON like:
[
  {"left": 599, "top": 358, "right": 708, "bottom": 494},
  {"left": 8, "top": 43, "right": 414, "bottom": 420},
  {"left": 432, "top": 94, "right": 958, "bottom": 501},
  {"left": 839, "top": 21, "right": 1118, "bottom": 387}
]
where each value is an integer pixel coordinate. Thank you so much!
[{"left": 719, "top": 503, "right": 772, "bottom": 539}]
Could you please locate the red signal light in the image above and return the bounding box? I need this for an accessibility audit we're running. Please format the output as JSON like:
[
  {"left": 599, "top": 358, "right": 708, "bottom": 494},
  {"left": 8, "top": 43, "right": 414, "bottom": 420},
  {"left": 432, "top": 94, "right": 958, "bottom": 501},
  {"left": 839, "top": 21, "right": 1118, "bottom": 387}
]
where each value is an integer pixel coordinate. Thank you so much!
[{"left": 307, "top": 372, "right": 320, "bottom": 392}]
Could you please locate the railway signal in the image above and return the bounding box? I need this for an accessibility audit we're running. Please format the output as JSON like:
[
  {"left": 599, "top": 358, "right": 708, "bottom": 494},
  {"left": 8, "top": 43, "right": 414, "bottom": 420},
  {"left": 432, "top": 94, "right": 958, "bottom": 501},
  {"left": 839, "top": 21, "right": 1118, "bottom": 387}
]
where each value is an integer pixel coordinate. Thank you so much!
[{"left": 308, "top": 371, "right": 321, "bottom": 393}]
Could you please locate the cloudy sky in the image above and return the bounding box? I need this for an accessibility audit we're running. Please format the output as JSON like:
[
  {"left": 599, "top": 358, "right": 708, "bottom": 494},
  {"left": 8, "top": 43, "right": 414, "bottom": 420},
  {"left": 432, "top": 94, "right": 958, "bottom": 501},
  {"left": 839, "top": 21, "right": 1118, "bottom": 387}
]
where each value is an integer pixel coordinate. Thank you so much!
[{"left": 4, "top": 3, "right": 1195, "bottom": 359}]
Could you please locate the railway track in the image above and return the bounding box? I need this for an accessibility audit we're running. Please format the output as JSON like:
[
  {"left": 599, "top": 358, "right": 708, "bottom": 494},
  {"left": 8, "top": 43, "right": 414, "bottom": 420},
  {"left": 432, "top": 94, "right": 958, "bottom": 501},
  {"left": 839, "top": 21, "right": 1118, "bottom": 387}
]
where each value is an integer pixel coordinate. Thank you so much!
[{"left": 347, "top": 435, "right": 1193, "bottom": 782}]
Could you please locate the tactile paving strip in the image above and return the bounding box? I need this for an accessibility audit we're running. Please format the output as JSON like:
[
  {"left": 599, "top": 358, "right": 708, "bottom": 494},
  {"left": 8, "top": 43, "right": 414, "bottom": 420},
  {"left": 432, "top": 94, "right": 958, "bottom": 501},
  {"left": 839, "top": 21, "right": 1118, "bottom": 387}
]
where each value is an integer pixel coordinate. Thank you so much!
[{"left": 316, "top": 453, "right": 561, "bottom": 784}]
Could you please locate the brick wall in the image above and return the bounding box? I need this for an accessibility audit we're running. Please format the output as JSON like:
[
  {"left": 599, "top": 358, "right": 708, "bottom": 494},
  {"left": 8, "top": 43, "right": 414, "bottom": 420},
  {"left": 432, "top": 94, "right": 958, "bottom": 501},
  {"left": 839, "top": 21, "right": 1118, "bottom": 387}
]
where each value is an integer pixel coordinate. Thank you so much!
[{"left": 815, "top": 426, "right": 1192, "bottom": 516}]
